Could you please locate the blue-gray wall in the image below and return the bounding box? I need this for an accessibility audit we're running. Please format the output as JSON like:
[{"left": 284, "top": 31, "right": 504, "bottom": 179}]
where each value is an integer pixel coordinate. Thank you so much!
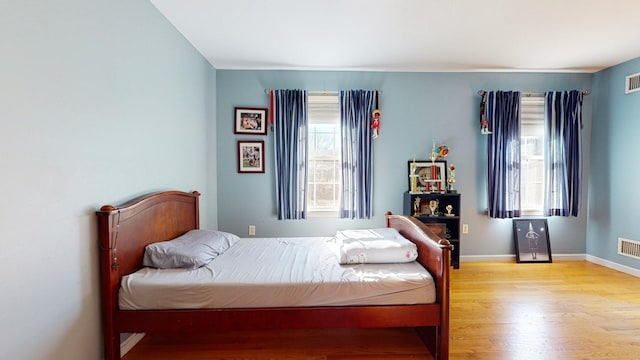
[
  {"left": 589, "top": 57, "right": 640, "bottom": 269},
  {"left": 216, "top": 70, "right": 592, "bottom": 258},
  {"left": 0, "top": 1, "right": 215, "bottom": 359}
]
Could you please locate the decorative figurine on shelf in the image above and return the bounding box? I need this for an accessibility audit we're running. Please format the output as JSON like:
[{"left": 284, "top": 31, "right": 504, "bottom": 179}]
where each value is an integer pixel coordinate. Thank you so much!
[
  {"left": 413, "top": 196, "right": 421, "bottom": 216},
  {"left": 409, "top": 156, "right": 421, "bottom": 194},
  {"left": 435, "top": 144, "right": 449, "bottom": 158},
  {"left": 430, "top": 182, "right": 439, "bottom": 193},
  {"left": 429, "top": 140, "right": 437, "bottom": 162},
  {"left": 430, "top": 141, "right": 449, "bottom": 161},
  {"left": 428, "top": 199, "right": 439, "bottom": 216},
  {"left": 424, "top": 142, "right": 449, "bottom": 194},
  {"left": 445, "top": 204, "right": 454, "bottom": 216},
  {"left": 371, "top": 109, "right": 381, "bottom": 139},
  {"left": 447, "top": 164, "right": 456, "bottom": 193}
]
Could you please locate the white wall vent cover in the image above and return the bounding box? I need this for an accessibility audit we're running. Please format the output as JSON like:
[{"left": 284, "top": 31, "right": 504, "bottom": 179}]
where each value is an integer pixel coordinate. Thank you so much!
[
  {"left": 618, "top": 237, "right": 640, "bottom": 259},
  {"left": 625, "top": 72, "right": 640, "bottom": 94}
]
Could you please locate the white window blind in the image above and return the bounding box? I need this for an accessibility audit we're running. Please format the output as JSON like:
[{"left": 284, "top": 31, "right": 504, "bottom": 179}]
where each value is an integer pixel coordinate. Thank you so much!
[{"left": 520, "top": 95, "right": 545, "bottom": 215}]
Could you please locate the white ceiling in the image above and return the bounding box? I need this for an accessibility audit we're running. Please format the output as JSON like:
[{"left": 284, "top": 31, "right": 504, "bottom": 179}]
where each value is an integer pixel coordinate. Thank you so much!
[{"left": 150, "top": 0, "right": 640, "bottom": 73}]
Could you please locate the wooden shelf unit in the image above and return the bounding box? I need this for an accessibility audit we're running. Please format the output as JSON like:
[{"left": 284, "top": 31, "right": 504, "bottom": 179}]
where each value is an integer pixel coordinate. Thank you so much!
[{"left": 403, "top": 191, "right": 461, "bottom": 269}]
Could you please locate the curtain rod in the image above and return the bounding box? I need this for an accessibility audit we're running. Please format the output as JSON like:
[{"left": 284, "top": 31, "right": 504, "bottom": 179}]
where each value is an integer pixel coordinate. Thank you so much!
[
  {"left": 477, "top": 90, "right": 590, "bottom": 97},
  {"left": 264, "top": 89, "right": 382, "bottom": 95}
]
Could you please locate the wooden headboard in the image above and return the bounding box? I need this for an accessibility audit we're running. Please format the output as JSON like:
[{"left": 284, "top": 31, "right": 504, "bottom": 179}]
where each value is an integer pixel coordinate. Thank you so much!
[
  {"left": 96, "top": 190, "right": 200, "bottom": 276},
  {"left": 96, "top": 190, "right": 200, "bottom": 331}
]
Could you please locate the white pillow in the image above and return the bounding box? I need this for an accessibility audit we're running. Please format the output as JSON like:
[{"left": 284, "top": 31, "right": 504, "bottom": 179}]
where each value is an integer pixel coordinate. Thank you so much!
[
  {"left": 143, "top": 229, "right": 239, "bottom": 270},
  {"left": 332, "top": 228, "right": 418, "bottom": 264}
]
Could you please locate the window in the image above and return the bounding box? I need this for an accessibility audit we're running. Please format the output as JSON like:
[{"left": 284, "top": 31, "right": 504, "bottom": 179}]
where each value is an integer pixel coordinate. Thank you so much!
[
  {"left": 520, "top": 95, "right": 545, "bottom": 215},
  {"left": 485, "top": 90, "right": 583, "bottom": 218},
  {"left": 307, "top": 93, "right": 341, "bottom": 216}
]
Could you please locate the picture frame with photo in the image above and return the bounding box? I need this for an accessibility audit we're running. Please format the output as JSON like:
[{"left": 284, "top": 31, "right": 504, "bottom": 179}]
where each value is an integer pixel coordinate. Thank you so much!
[
  {"left": 407, "top": 160, "right": 447, "bottom": 193},
  {"left": 513, "top": 219, "right": 552, "bottom": 263},
  {"left": 234, "top": 107, "right": 268, "bottom": 135},
  {"left": 237, "top": 140, "right": 265, "bottom": 173}
]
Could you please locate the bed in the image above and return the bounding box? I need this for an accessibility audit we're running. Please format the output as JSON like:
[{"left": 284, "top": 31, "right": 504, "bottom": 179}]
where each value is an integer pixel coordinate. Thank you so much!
[{"left": 97, "top": 190, "right": 452, "bottom": 360}]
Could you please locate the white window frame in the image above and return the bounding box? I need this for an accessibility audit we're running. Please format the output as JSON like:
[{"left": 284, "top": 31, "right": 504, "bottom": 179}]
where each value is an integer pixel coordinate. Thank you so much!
[{"left": 307, "top": 93, "right": 341, "bottom": 217}]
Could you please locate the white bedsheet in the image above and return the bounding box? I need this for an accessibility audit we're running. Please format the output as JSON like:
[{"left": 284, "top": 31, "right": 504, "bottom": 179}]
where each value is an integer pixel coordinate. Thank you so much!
[{"left": 119, "top": 237, "right": 436, "bottom": 310}]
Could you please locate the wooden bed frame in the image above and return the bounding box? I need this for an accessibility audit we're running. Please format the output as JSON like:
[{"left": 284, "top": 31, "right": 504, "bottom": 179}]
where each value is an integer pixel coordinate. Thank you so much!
[{"left": 97, "top": 190, "right": 452, "bottom": 360}]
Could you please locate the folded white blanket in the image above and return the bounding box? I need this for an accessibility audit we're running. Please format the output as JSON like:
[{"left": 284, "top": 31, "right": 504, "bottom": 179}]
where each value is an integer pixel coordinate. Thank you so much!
[{"left": 331, "top": 228, "right": 418, "bottom": 264}]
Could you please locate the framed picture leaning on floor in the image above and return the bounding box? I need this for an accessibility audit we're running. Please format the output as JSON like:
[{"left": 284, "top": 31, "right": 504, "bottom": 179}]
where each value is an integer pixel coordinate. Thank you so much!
[{"left": 513, "top": 219, "right": 552, "bottom": 263}]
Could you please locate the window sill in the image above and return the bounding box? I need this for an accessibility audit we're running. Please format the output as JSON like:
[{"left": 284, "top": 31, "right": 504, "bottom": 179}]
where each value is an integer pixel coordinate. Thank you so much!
[{"left": 307, "top": 210, "right": 338, "bottom": 218}]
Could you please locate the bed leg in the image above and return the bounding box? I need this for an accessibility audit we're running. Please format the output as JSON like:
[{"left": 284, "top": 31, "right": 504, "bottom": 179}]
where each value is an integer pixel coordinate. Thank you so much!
[
  {"left": 103, "top": 331, "right": 120, "bottom": 360},
  {"left": 416, "top": 326, "right": 446, "bottom": 360}
]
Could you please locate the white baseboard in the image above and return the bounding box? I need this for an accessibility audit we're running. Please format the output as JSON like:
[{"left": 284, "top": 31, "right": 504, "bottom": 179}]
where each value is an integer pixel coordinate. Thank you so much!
[
  {"left": 586, "top": 255, "right": 640, "bottom": 278},
  {"left": 553, "top": 253, "right": 587, "bottom": 261},
  {"left": 121, "top": 333, "right": 145, "bottom": 356},
  {"left": 460, "top": 253, "right": 586, "bottom": 263},
  {"left": 460, "top": 254, "right": 515, "bottom": 262}
]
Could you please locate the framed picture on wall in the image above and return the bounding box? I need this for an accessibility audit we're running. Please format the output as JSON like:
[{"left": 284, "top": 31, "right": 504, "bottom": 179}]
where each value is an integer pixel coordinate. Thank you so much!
[
  {"left": 237, "top": 140, "right": 265, "bottom": 173},
  {"left": 407, "top": 160, "right": 447, "bottom": 193},
  {"left": 513, "top": 219, "right": 552, "bottom": 263},
  {"left": 234, "top": 107, "right": 268, "bottom": 135}
]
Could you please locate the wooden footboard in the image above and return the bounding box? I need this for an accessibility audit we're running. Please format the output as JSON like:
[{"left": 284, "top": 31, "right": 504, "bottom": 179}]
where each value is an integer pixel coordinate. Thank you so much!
[
  {"left": 97, "top": 191, "right": 451, "bottom": 360},
  {"left": 386, "top": 211, "right": 453, "bottom": 359}
]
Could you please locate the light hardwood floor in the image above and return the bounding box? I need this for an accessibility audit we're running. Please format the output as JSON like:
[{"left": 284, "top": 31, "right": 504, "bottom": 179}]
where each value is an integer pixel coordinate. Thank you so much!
[{"left": 122, "top": 261, "right": 640, "bottom": 360}]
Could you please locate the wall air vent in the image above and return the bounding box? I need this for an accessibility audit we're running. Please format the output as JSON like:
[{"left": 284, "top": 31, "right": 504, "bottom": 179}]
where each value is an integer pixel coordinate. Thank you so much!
[
  {"left": 625, "top": 72, "right": 640, "bottom": 94},
  {"left": 618, "top": 237, "right": 640, "bottom": 260}
]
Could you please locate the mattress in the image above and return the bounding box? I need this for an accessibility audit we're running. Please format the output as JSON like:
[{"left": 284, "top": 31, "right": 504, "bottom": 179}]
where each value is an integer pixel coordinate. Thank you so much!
[{"left": 119, "top": 237, "right": 436, "bottom": 310}]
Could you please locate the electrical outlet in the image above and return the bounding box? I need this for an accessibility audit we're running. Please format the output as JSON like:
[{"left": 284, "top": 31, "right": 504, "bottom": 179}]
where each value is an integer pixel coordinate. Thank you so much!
[
  {"left": 462, "top": 224, "right": 469, "bottom": 234},
  {"left": 248, "top": 225, "right": 256, "bottom": 236}
]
